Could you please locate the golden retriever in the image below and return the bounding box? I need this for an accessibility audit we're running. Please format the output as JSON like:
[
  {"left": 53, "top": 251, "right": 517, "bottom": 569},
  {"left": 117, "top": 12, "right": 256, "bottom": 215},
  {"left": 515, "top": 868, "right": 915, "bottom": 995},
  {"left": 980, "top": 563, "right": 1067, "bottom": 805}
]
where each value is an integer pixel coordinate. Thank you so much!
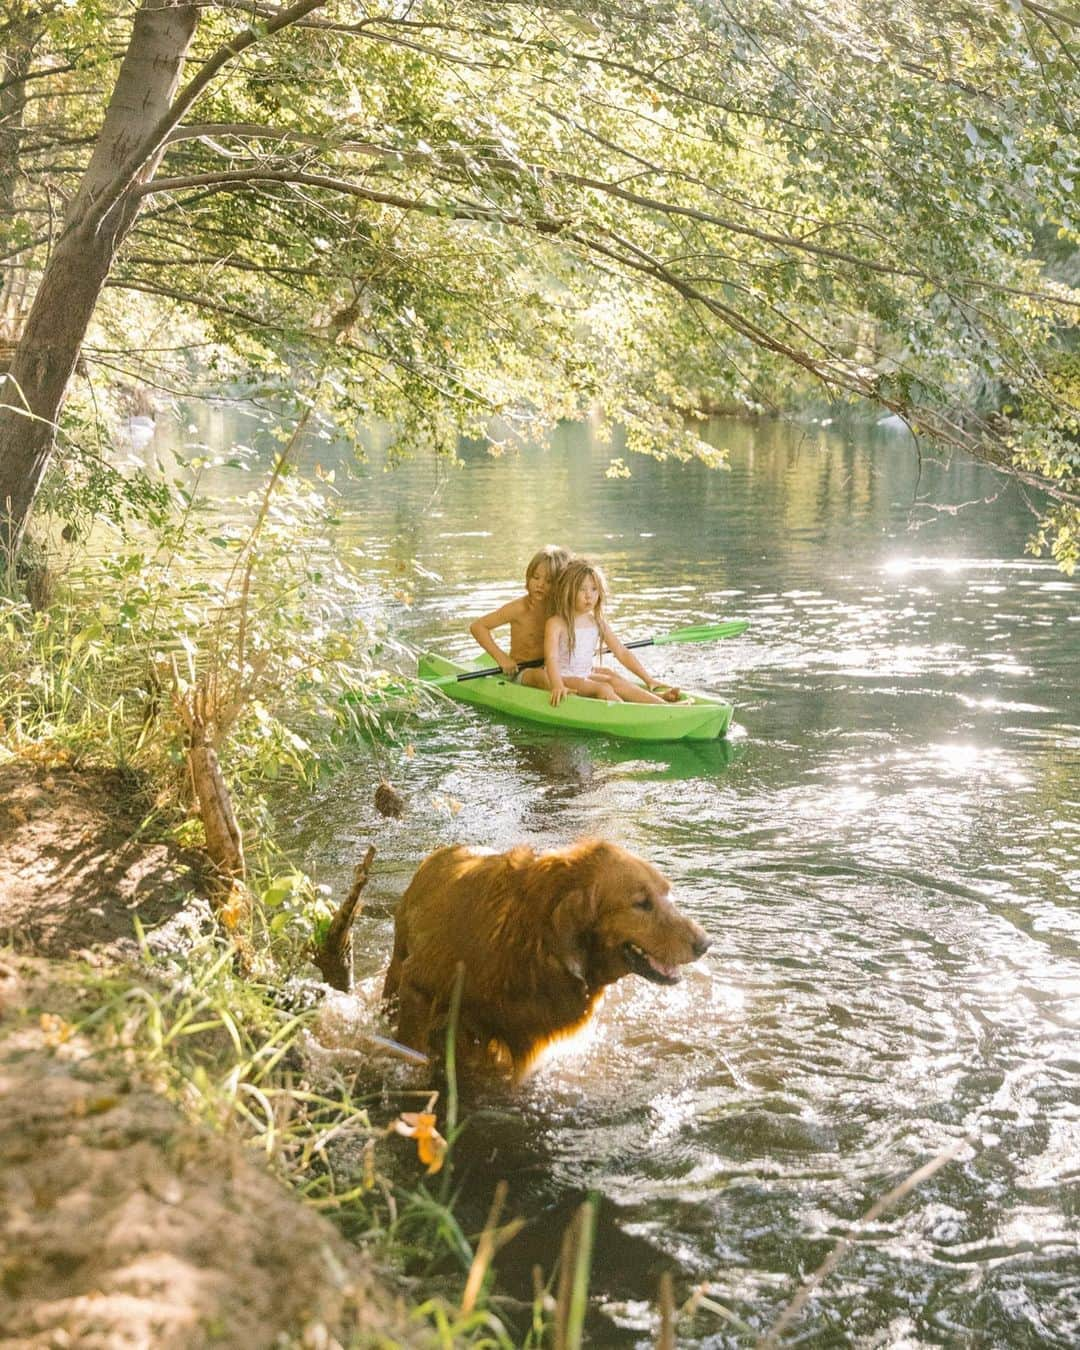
[{"left": 380, "top": 839, "right": 710, "bottom": 1076}]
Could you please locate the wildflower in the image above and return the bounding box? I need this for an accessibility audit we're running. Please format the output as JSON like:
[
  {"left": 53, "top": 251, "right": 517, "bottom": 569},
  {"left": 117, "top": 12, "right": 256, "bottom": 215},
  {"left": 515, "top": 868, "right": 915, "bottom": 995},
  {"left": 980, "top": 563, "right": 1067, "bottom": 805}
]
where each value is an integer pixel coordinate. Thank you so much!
[{"left": 392, "top": 1111, "right": 447, "bottom": 1174}]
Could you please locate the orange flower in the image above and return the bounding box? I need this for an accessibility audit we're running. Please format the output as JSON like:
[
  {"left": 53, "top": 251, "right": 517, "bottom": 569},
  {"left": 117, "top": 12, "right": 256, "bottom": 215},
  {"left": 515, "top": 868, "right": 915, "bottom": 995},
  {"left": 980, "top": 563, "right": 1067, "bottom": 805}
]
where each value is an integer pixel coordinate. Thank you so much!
[
  {"left": 219, "top": 882, "right": 249, "bottom": 932},
  {"left": 393, "top": 1111, "right": 447, "bottom": 1174}
]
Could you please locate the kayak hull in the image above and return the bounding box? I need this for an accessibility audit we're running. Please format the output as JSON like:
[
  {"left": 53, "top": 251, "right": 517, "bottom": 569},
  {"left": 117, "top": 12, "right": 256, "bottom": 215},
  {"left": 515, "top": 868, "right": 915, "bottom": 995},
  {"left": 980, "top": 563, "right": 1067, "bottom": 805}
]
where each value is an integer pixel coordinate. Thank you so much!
[{"left": 418, "top": 653, "right": 734, "bottom": 742}]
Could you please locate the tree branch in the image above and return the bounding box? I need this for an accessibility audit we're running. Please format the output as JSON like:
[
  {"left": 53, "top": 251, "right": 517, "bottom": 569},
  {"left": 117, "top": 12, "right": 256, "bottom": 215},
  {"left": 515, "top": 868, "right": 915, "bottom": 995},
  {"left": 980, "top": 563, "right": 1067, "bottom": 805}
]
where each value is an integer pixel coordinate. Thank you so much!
[
  {"left": 0, "top": 59, "right": 80, "bottom": 96},
  {"left": 1021, "top": 1, "right": 1080, "bottom": 29},
  {"left": 75, "top": 0, "right": 331, "bottom": 241},
  {"left": 138, "top": 166, "right": 569, "bottom": 233}
]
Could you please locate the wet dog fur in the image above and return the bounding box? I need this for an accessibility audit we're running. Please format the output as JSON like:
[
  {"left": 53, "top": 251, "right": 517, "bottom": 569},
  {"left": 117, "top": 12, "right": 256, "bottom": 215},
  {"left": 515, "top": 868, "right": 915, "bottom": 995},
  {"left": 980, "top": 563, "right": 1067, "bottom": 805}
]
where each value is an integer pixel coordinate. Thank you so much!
[{"left": 380, "top": 839, "right": 710, "bottom": 1077}]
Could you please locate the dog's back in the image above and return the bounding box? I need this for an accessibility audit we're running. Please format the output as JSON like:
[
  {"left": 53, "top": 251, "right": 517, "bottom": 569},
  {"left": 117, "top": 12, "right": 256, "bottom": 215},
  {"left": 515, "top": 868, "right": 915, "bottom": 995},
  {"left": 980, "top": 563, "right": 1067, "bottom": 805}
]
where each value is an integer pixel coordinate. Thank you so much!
[{"left": 380, "top": 843, "right": 541, "bottom": 1005}]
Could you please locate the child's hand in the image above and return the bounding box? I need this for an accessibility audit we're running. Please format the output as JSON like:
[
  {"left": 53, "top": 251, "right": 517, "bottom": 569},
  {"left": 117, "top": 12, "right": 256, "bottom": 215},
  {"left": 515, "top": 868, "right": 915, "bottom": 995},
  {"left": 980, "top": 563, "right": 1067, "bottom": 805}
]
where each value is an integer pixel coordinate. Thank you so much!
[
  {"left": 498, "top": 658, "right": 518, "bottom": 677},
  {"left": 550, "top": 681, "right": 568, "bottom": 706}
]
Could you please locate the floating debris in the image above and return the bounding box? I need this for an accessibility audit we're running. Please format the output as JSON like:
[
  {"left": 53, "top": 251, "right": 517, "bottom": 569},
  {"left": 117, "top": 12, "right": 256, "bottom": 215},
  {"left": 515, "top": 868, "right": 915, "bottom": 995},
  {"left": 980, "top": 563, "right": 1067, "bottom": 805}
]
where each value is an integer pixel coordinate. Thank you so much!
[{"left": 374, "top": 781, "right": 405, "bottom": 818}]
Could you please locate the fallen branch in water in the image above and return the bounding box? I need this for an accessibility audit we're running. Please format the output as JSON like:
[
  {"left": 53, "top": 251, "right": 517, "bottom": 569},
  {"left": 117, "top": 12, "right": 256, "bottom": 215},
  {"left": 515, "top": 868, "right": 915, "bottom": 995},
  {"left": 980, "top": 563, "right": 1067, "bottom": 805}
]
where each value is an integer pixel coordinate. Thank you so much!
[
  {"left": 756, "top": 1131, "right": 978, "bottom": 1347},
  {"left": 314, "top": 844, "right": 375, "bottom": 991}
]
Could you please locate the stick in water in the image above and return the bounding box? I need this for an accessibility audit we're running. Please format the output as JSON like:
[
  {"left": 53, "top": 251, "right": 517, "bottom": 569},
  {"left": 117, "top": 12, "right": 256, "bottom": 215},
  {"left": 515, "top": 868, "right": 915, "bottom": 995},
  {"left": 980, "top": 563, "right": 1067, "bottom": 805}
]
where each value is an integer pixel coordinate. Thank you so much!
[{"left": 756, "top": 1132, "right": 977, "bottom": 1347}]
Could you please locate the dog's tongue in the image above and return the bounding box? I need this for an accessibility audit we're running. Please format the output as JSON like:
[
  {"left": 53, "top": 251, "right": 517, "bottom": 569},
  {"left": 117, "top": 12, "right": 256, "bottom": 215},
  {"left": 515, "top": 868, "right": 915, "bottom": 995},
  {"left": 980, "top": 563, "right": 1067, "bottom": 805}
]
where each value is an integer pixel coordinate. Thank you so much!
[{"left": 647, "top": 954, "right": 679, "bottom": 980}]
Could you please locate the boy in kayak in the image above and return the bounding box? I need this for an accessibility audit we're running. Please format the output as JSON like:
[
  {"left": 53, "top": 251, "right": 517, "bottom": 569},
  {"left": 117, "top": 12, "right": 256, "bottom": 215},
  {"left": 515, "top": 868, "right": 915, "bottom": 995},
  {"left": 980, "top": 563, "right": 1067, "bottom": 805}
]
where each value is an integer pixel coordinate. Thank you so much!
[
  {"left": 545, "top": 558, "right": 680, "bottom": 706},
  {"left": 469, "top": 545, "right": 572, "bottom": 686}
]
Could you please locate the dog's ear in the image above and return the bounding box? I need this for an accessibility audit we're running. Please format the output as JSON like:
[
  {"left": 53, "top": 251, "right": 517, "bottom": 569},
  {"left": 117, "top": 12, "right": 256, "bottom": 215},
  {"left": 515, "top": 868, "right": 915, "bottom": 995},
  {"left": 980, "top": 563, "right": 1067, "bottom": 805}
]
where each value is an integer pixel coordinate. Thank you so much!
[{"left": 548, "top": 886, "right": 595, "bottom": 982}]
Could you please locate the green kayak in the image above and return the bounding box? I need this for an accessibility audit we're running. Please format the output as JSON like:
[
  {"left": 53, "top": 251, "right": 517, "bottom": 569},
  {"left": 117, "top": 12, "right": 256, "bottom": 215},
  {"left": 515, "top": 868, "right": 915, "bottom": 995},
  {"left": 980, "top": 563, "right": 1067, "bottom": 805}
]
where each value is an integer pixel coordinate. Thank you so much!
[{"left": 418, "top": 653, "right": 734, "bottom": 742}]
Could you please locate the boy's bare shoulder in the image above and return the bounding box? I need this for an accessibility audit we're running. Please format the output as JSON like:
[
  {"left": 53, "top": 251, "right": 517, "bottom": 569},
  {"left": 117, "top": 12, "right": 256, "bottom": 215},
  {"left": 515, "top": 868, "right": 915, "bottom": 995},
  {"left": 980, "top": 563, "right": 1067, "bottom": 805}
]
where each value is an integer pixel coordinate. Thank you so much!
[{"left": 474, "top": 593, "right": 530, "bottom": 625}]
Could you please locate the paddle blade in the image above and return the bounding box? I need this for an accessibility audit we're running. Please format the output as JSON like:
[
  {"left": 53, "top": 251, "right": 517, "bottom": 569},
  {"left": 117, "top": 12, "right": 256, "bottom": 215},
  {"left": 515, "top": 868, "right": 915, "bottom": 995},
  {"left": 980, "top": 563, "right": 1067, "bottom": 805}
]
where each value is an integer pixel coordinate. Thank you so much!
[{"left": 651, "top": 620, "right": 748, "bottom": 646}]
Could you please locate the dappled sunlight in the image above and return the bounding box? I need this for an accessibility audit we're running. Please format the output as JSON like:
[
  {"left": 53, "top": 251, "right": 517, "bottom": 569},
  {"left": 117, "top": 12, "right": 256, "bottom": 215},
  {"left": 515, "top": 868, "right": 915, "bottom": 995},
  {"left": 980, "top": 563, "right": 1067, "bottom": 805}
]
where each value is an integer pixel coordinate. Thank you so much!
[
  {"left": 925, "top": 740, "right": 988, "bottom": 776},
  {"left": 819, "top": 641, "right": 965, "bottom": 677},
  {"left": 4, "top": 0, "right": 1079, "bottom": 1334},
  {"left": 888, "top": 742, "right": 1028, "bottom": 782},
  {"left": 882, "top": 557, "right": 1064, "bottom": 576},
  {"left": 1014, "top": 1118, "right": 1080, "bottom": 1191},
  {"left": 956, "top": 695, "right": 1053, "bottom": 715},
  {"left": 802, "top": 780, "right": 878, "bottom": 820}
]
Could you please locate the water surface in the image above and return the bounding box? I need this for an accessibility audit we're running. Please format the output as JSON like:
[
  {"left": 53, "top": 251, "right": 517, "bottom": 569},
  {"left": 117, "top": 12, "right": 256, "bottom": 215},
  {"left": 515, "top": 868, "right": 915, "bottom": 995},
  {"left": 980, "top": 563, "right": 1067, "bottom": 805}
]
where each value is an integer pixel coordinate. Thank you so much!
[{"left": 171, "top": 412, "right": 1080, "bottom": 1345}]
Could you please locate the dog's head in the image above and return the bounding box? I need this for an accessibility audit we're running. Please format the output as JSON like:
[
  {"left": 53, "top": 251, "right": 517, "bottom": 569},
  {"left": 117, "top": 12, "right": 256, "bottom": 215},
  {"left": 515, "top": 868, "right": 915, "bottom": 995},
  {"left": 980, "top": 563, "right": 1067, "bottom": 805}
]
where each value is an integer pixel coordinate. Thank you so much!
[{"left": 547, "top": 841, "right": 710, "bottom": 990}]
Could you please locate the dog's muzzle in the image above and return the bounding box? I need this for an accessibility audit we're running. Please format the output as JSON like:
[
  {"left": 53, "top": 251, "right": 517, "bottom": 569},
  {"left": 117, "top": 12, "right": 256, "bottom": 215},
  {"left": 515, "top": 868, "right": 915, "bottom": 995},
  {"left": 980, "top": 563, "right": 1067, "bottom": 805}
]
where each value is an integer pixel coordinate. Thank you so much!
[{"left": 622, "top": 940, "right": 682, "bottom": 985}]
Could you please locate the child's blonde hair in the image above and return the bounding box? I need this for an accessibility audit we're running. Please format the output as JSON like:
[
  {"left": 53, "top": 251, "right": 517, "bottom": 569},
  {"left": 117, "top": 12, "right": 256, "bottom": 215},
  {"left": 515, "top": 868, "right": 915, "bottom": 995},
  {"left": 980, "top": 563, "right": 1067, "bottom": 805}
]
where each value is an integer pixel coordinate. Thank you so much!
[
  {"left": 550, "top": 558, "right": 608, "bottom": 656},
  {"left": 526, "top": 544, "right": 572, "bottom": 586}
]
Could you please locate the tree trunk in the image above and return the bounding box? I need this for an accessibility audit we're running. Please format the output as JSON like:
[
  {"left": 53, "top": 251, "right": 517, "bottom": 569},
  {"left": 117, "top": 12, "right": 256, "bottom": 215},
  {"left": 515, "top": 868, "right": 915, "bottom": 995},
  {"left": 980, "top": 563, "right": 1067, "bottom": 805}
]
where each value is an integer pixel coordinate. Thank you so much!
[
  {"left": 0, "top": 5, "right": 42, "bottom": 345},
  {"left": 0, "top": 0, "right": 198, "bottom": 556},
  {"left": 188, "top": 742, "right": 246, "bottom": 884}
]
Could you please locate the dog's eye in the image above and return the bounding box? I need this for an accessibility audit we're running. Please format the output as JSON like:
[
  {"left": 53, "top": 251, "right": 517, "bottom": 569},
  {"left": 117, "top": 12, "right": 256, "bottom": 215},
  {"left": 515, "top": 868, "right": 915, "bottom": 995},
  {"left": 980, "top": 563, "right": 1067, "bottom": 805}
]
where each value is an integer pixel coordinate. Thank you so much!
[{"left": 634, "top": 896, "right": 654, "bottom": 912}]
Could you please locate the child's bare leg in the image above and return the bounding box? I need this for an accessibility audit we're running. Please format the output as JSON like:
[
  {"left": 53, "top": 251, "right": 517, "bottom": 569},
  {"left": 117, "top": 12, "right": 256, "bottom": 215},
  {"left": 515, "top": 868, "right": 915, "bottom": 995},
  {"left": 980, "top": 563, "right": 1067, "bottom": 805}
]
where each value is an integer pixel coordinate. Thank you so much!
[
  {"left": 594, "top": 666, "right": 680, "bottom": 702},
  {"left": 520, "top": 668, "right": 550, "bottom": 690},
  {"left": 564, "top": 675, "right": 622, "bottom": 701},
  {"left": 602, "top": 673, "right": 668, "bottom": 704}
]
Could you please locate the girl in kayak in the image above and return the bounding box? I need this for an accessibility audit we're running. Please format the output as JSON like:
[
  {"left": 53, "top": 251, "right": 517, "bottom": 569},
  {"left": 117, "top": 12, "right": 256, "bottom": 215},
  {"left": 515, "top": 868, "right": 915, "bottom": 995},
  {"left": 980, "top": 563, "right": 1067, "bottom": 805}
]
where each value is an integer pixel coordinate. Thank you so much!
[
  {"left": 545, "top": 559, "right": 681, "bottom": 707},
  {"left": 469, "top": 545, "right": 572, "bottom": 686}
]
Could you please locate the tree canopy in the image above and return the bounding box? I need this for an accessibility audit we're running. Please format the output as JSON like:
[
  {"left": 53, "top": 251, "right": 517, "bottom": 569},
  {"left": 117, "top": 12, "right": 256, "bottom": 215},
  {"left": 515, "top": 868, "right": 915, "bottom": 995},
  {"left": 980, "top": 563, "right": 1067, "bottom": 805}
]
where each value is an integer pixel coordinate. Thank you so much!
[{"left": 1, "top": 1, "right": 1078, "bottom": 562}]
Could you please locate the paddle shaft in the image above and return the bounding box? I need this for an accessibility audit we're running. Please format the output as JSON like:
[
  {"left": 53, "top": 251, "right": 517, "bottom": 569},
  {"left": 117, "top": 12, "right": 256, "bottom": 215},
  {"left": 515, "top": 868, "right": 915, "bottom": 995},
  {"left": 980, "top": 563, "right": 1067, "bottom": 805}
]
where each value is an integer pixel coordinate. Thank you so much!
[
  {"left": 459, "top": 635, "right": 656, "bottom": 682},
  {"left": 438, "top": 620, "right": 747, "bottom": 685}
]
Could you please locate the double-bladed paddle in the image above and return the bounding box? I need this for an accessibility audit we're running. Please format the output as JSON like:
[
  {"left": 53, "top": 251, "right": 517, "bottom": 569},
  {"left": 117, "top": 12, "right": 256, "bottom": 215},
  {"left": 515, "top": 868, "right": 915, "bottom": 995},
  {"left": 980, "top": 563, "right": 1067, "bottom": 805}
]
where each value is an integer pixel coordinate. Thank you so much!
[{"left": 440, "top": 618, "right": 748, "bottom": 684}]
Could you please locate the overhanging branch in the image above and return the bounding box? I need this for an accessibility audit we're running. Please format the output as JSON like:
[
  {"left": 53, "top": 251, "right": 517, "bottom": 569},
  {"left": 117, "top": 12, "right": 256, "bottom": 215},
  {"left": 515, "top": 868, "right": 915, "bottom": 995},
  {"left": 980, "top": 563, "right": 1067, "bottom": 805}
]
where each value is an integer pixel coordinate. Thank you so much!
[
  {"left": 74, "top": 0, "right": 332, "bottom": 241},
  {"left": 138, "top": 167, "right": 570, "bottom": 233}
]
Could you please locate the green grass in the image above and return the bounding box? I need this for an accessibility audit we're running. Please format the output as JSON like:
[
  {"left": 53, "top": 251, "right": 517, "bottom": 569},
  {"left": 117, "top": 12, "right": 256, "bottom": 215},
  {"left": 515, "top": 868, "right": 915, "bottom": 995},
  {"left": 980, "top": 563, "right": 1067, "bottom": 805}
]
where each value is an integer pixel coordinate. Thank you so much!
[{"left": 12, "top": 917, "right": 574, "bottom": 1346}]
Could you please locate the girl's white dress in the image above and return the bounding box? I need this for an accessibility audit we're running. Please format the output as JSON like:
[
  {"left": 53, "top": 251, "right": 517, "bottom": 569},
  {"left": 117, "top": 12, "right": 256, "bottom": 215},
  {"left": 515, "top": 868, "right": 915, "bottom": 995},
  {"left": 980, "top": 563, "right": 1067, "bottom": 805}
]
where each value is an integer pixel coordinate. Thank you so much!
[{"left": 557, "top": 616, "right": 600, "bottom": 678}]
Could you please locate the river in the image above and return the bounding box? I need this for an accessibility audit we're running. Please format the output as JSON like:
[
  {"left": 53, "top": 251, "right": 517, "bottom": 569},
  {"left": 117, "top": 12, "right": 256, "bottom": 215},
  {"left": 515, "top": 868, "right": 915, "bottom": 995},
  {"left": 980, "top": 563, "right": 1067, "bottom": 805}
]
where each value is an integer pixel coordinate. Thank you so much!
[{"left": 164, "top": 410, "right": 1080, "bottom": 1345}]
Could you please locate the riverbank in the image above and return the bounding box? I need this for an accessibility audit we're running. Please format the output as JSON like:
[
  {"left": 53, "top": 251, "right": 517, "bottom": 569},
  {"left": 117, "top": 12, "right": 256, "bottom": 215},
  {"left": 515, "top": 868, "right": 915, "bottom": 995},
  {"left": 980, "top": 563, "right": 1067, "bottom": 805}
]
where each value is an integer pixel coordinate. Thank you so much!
[{"left": 0, "top": 757, "right": 413, "bottom": 1348}]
